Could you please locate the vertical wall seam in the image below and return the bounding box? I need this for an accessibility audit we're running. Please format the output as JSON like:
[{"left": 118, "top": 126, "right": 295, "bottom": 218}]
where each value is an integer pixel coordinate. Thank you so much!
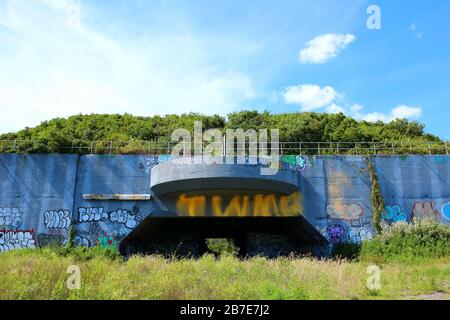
[{"left": 70, "top": 154, "right": 81, "bottom": 228}]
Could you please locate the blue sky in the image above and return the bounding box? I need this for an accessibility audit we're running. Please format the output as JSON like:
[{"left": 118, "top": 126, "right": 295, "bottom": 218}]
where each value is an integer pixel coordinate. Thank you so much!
[{"left": 0, "top": 0, "right": 449, "bottom": 139}]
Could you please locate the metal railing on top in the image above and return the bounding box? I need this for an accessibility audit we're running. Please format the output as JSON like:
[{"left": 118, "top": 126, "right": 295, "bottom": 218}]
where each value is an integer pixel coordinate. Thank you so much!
[{"left": 0, "top": 139, "right": 448, "bottom": 156}]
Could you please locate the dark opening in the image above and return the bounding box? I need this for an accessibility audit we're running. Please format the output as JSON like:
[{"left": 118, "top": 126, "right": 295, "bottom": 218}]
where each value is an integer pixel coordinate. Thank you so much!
[{"left": 119, "top": 216, "right": 327, "bottom": 258}]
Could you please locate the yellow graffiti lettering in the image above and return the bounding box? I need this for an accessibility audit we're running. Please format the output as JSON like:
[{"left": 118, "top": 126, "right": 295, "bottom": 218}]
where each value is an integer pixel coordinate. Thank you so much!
[
  {"left": 212, "top": 196, "right": 223, "bottom": 216},
  {"left": 176, "top": 192, "right": 302, "bottom": 217},
  {"left": 176, "top": 194, "right": 206, "bottom": 216},
  {"left": 279, "top": 192, "right": 302, "bottom": 216},
  {"left": 212, "top": 195, "right": 250, "bottom": 216},
  {"left": 253, "top": 194, "right": 279, "bottom": 216}
]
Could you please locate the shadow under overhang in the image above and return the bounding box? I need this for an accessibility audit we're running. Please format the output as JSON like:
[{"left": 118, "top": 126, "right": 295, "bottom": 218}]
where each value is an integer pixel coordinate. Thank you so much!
[{"left": 119, "top": 214, "right": 327, "bottom": 255}]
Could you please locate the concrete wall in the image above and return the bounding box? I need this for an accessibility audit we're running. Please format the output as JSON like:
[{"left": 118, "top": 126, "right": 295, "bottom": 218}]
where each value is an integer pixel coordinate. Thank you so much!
[
  {"left": 0, "top": 154, "right": 449, "bottom": 252},
  {"left": 374, "top": 155, "right": 450, "bottom": 226},
  {"left": 300, "top": 156, "right": 374, "bottom": 245},
  {"left": 0, "top": 154, "right": 78, "bottom": 251}
]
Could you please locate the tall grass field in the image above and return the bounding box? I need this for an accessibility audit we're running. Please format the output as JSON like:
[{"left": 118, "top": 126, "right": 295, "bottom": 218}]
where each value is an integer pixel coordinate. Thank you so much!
[{"left": 1, "top": 220, "right": 449, "bottom": 300}]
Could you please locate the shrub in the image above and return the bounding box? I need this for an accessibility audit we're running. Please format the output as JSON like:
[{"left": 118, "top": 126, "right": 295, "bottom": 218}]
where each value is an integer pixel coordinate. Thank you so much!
[
  {"left": 205, "top": 238, "right": 238, "bottom": 257},
  {"left": 53, "top": 244, "right": 121, "bottom": 261},
  {"left": 360, "top": 219, "right": 450, "bottom": 262}
]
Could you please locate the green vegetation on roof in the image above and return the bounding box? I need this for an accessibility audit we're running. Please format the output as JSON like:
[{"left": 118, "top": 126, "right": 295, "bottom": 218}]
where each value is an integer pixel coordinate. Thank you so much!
[{"left": 0, "top": 110, "right": 443, "bottom": 154}]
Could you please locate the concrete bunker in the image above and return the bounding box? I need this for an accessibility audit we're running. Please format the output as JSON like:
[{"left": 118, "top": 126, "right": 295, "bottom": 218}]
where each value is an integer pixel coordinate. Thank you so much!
[{"left": 118, "top": 160, "right": 327, "bottom": 257}]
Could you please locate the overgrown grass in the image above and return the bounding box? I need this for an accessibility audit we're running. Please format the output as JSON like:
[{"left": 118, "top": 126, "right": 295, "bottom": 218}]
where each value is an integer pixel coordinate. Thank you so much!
[
  {"left": 0, "top": 247, "right": 449, "bottom": 300},
  {"left": 51, "top": 244, "right": 122, "bottom": 261},
  {"left": 1, "top": 221, "right": 449, "bottom": 300}
]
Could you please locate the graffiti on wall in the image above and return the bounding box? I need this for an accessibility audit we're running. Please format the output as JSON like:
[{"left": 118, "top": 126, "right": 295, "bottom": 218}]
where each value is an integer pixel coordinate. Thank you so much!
[
  {"left": 318, "top": 224, "right": 373, "bottom": 245},
  {"left": 74, "top": 222, "right": 127, "bottom": 248},
  {"left": 435, "top": 155, "right": 450, "bottom": 164},
  {"left": 109, "top": 209, "right": 140, "bottom": 229},
  {"left": 326, "top": 204, "right": 363, "bottom": 221},
  {"left": 78, "top": 207, "right": 141, "bottom": 228},
  {"left": 74, "top": 235, "right": 90, "bottom": 247},
  {"left": 0, "top": 207, "right": 23, "bottom": 229},
  {"left": 324, "top": 225, "right": 346, "bottom": 244},
  {"left": 319, "top": 201, "right": 374, "bottom": 244},
  {"left": 139, "top": 155, "right": 159, "bottom": 173},
  {"left": 382, "top": 205, "right": 407, "bottom": 223},
  {"left": 139, "top": 155, "right": 172, "bottom": 172},
  {"left": 280, "top": 155, "right": 307, "bottom": 172},
  {"left": 44, "top": 210, "right": 71, "bottom": 229},
  {"left": 347, "top": 227, "right": 373, "bottom": 243},
  {"left": 139, "top": 154, "right": 309, "bottom": 174},
  {"left": 175, "top": 192, "right": 302, "bottom": 217},
  {"left": 0, "top": 229, "right": 36, "bottom": 252},
  {"left": 412, "top": 201, "right": 441, "bottom": 222},
  {"left": 98, "top": 236, "right": 117, "bottom": 249},
  {"left": 37, "top": 233, "right": 66, "bottom": 247},
  {"left": 442, "top": 203, "right": 450, "bottom": 221},
  {"left": 78, "top": 207, "right": 109, "bottom": 223}
]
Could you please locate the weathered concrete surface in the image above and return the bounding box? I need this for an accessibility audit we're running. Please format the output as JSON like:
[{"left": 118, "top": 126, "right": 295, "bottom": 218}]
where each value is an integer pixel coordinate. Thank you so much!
[
  {"left": 0, "top": 153, "right": 449, "bottom": 254},
  {"left": 72, "top": 155, "right": 158, "bottom": 247},
  {"left": 0, "top": 154, "right": 78, "bottom": 250},
  {"left": 374, "top": 155, "right": 450, "bottom": 225},
  {"left": 151, "top": 157, "right": 299, "bottom": 195},
  {"left": 302, "top": 156, "right": 374, "bottom": 245}
]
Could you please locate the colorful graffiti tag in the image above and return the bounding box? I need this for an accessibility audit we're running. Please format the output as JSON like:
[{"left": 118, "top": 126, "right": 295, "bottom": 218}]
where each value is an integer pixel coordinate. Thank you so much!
[
  {"left": 325, "top": 225, "right": 346, "bottom": 244},
  {"left": 0, "top": 229, "right": 36, "bottom": 252},
  {"left": 317, "top": 224, "right": 373, "bottom": 245},
  {"left": 319, "top": 201, "right": 374, "bottom": 244},
  {"left": 0, "top": 207, "right": 23, "bottom": 229},
  {"left": 138, "top": 155, "right": 159, "bottom": 173},
  {"left": 442, "top": 203, "right": 450, "bottom": 221},
  {"left": 139, "top": 154, "right": 309, "bottom": 174},
  {"left": 44, "top": 209, "right": 71, "bottom": 229},
  {"left": 78, "top": 207, "right": 108, "bottom": 223},
  {"left": 176, "top": 192, "right": 302, "bottom": 217},
  {"left": 326, "top": 204, "right": 364, "bottom": 221},
  {"left": 412, "top": 201, "right": 440, "bottom": 222},
  {"left": 109, "top": 209, "right": 140, "bottom": 229},
  {"left": 347, "top": 227, "right": 373, "bottom": 243},
  {"left": 280, "top": 155, "right": 307, "bottom": 172},
  {"left": 98, "top": 236, "right": 117, "bottom": 249},
  {"left": 78, "top": 207, "right": 142, "bottom": 229},
  {"left": 382, "top": 205, "right": 407, "bottom": 223}
]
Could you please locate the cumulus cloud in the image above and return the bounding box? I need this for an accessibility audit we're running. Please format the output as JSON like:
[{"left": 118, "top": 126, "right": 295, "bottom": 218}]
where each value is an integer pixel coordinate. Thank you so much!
[
  {"left": 281, "top": 83, "right": 423, "bottom": 123},
  {"left": 299, "top": 33, "right": 355, "bottom": 64},
  {"left": 352, "top": 104, "right": 422, "bottom": 122},
  {"left": 0, "top": 0, "right": 255, "bottom": 133},
  {"left": 283, "top": 84, "right": 339, "bottom": 111},
  {"left": 391, "top": 105, "right": 422, "bottom": 119},
  {"left": 326, "top": 103, "right": 345, "bottom": 114}
]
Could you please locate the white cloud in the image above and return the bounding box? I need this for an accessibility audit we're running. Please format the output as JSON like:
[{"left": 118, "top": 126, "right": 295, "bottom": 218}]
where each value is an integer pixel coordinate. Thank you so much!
[
  {"left": 299, "top": 33, "right": 355, "bottom": 64},
  {"left": 281, "top": 82, "right": 423, "bottom": 122},
  {"left": 409, "top": 23, "right": 423, "bottom": 39},
  {"left": 0, "top": 0, "right": 256, "bottom": 133},
  {"left": 284, "top": 84, "right": 339, "bottom": 111},
  {"left": 352, "top": 104, "right": 422, "bottom": 122},
  {"left": 390, "top": 105, "right": 422, "bottom": 119},
  {"left": 326, "top": 103, "right": 345, "bottom": 114},
  {"left": 350, "top": 103, "right": 364, "bottom": 113}
]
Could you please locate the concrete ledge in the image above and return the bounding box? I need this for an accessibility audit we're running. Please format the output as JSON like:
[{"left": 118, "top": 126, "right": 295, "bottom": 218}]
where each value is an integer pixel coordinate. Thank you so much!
[
  {"left": 83, "top": 194, "right": 151, "bottom": 201},
  {"left": 150, "top": 159, "right": 299, "bottom": 195}
]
